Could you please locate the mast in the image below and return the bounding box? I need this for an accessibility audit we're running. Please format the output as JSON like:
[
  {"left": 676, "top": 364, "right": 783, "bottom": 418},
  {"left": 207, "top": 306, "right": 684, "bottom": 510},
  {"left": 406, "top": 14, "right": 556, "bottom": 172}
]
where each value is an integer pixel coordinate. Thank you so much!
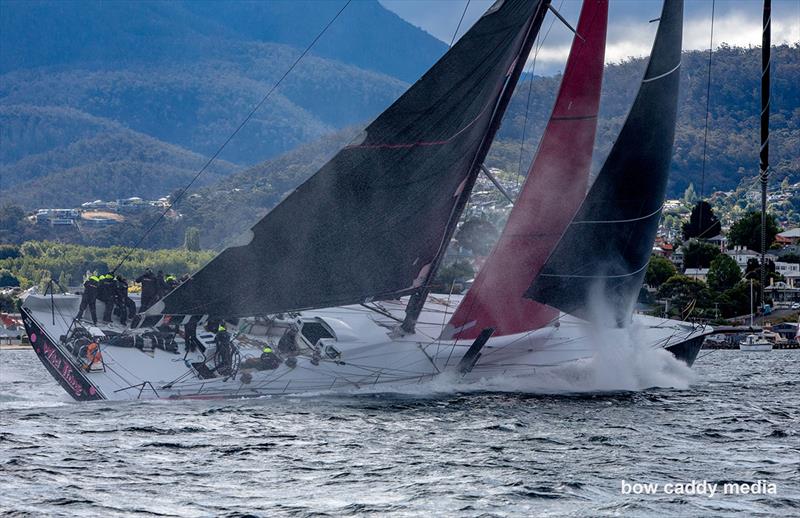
[
  {"left": 759, "top": 0, "right": 771, "bottom": 309},
  {"left": 445, "top": 0, "right": 608, "bottom": 340},
  {"left": 401, "top": 0, "right": 551, "bottom": 333}
]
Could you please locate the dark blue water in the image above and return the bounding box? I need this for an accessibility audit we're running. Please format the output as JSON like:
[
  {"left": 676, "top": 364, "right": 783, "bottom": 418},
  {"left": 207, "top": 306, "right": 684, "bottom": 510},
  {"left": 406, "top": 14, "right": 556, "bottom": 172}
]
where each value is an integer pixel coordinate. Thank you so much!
[{"left": 1, "top": 348, "right": 798, "bottom": 517}]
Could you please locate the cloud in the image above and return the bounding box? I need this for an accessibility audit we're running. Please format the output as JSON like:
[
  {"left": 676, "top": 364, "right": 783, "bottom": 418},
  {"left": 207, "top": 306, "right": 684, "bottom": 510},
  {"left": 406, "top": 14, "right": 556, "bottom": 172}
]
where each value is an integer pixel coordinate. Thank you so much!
[{"left": 380, "top": 0, "right": 800, "bottom": 76}]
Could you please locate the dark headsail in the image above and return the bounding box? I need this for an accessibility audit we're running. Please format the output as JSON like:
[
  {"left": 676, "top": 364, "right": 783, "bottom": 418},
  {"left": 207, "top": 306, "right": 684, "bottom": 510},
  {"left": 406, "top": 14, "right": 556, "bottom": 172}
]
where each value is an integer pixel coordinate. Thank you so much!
[
  {"left": 157, "top": 0, "right": 549, "bottom": 318},
  {"left": 525, "top": 0, "right": 683, "bottom": 326}
]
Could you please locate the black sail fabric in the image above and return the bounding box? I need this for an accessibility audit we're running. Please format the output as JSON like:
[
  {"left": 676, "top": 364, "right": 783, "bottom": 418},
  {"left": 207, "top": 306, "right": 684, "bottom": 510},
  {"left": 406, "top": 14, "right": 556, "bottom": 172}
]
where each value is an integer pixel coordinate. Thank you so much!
[
  {"left": 525, "top": 0, "right": 683, "bottom": 326},
  {"left": 158, "top": 0, "right": 547, "bottom": 317}
]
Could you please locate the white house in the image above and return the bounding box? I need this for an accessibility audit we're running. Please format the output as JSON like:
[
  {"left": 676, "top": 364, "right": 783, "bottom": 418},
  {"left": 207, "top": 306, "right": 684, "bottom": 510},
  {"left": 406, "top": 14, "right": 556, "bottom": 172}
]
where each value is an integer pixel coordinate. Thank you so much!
[{"left": 725, "top": 247, "right": 777, "bottom": 272}]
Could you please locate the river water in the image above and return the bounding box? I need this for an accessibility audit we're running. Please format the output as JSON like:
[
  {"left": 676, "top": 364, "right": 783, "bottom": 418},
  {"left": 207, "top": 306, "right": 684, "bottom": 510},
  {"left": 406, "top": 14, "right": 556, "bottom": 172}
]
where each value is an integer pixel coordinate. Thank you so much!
[{"left": 1, "top": 347, "right": 798, "bottom": 517}]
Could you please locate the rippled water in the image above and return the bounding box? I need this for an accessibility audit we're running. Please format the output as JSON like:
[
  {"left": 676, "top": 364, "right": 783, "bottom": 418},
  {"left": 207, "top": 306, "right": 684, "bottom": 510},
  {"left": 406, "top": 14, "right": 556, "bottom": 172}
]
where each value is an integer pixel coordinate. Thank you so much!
[{"left": 1, "top": 348, "right": 799, "bottom": 517}]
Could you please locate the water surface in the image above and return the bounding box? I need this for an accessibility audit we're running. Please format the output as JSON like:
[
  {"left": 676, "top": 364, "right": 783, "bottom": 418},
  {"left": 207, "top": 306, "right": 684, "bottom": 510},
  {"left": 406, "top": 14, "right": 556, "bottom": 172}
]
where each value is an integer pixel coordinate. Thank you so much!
[{"left": 1, "top": 348, "right": 798, "bottom": 517}]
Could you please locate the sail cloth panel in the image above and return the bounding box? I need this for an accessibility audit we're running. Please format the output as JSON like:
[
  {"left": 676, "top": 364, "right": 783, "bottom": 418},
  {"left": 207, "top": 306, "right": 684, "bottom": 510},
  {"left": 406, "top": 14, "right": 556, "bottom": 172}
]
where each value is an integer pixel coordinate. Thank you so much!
[
  {"left": 158, "top": 0, "right": 547, "bottom": 317},
  {"left": 445, "top": 0, "right": 608, "bottom": 340},
  {"left": 525, "top": 0, "right": 683, "bottom": 326}
]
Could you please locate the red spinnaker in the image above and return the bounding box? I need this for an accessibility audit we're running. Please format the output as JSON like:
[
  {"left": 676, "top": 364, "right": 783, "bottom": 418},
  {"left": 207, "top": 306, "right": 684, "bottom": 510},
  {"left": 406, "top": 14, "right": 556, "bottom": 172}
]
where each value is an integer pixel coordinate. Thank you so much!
[{"left": 445, "top": 0, "right": 608, "bottom": 340}]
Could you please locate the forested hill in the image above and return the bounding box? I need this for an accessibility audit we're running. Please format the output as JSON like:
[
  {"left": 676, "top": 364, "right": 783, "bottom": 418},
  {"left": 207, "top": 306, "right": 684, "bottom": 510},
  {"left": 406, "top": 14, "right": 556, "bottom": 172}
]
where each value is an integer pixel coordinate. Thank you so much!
[
  {"left": 0, "top": 0, "right": 797, "bottom": 226},
  {"left": 495, "top": 44, "right": 800, "bottom": 197},
  {"left": 0, "top": 0, "right": 445, "bottom": 83},
  {"left": 0, "top": 0, "right": 440, "bottom": 205}
]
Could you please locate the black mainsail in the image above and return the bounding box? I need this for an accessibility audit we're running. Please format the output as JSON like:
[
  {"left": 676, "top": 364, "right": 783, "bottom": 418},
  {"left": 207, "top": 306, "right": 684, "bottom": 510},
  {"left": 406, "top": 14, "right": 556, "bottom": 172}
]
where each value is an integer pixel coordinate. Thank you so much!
[
  {"left": 525, "top": 0, "right": 683, "bottom": 325},
  {"left": 158, "top": 0, "right": 550, "bottom": 318}
]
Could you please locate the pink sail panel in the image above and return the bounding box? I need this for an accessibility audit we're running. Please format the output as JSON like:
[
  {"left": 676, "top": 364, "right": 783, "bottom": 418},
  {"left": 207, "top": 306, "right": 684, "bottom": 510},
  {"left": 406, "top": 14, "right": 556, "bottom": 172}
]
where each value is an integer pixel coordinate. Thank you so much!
[{"left": 445, "top": 0, "right": 608, "bottom": 340}]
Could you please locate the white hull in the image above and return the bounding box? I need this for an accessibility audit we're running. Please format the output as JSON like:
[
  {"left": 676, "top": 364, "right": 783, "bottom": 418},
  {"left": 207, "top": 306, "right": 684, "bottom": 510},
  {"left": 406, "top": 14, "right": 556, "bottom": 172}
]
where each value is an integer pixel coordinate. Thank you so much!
[
  {"left": 739, "top": 344, "right": 772, "bottom": 351},
  {"left": 739, "top": 334, "right": 773, "bottom": 351},
  {"left": 20, "top": 293, "right": 710, "bottom": 401},
  {"left": 739, "top": 344, "right": 773, "bottom": 351}
]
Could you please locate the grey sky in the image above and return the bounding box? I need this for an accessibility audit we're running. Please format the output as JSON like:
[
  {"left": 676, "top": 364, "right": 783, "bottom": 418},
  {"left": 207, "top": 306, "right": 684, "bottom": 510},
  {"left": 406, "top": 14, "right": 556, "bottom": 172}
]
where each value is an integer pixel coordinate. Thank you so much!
[{"left": 380, "top": 0, "right": 800, "bottom": 75}]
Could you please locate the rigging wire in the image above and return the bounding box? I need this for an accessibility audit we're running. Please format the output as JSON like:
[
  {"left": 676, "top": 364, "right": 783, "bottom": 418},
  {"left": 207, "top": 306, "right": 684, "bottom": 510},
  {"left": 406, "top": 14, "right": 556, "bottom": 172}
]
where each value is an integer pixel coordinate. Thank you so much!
[
  {"left": 110, "top": 0, "right": 353, "bottom": 274},
  {"left": 514, "top": 0, "right": 565, "bottom": 198},
  {"left": 696, "top": 0, "right": 715, "bottom": 235},
  {"left": 680, "top": 1, "right": 717, "bottom": 242},
  {"left": 450, "top": 0, "right": 471, "bottom": 47}
]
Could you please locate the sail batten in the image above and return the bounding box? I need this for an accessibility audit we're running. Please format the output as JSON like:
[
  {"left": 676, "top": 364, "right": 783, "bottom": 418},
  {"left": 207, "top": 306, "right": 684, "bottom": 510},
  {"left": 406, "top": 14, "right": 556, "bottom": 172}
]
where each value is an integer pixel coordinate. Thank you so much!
[
  {"left": 525, "top": 0, "right": 684, "bottom": 326},
  {"left": 158, "top": 0, "right": 548, "bottom": 318}
]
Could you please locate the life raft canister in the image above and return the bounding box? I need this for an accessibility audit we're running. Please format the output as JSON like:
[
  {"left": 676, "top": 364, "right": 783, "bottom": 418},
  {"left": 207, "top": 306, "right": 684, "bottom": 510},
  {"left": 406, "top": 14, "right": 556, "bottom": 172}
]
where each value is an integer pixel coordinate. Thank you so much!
[{"left": 85, "top": 342, "right": 103, "bottom": 370}]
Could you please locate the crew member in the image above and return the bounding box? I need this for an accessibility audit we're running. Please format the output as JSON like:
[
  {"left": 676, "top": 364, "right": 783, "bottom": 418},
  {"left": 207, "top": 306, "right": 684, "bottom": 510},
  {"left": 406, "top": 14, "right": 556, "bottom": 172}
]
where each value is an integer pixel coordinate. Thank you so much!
[
  {"left": 259, "top": 345, "right": 281, "bottom": 370},
  {"left": 277, "top": 326, "right": 299, "bottom": 356},
  {"left": 213, "top": 323, "right": 233, "bottom": 375},
  {"left": 98, "top": 273, "right": 116, "bottom": 323},
  {"left": 136, "top": 269, "right": 158, "bottom": 311},
  {"left": 114, "top": 275, "right": 132, "bottom": 325},
  {"left": 156, "top": 270, "right": 167, "bottom": 299},
  {"left": 184, "top": 319, "right": 203, "bottom": 353},
  {"left": 76, "top": 275, "right": 99, "bottom": 324},
  {"left": 163, "top": 274, "right": 179, "bottom": 295}
]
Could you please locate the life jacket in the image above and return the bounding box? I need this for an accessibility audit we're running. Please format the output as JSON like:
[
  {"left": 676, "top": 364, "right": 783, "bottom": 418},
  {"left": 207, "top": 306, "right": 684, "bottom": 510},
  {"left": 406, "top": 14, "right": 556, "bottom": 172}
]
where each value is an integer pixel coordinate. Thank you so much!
[{"left": 85, "top": 342, "right": 103, "bottom": 370}]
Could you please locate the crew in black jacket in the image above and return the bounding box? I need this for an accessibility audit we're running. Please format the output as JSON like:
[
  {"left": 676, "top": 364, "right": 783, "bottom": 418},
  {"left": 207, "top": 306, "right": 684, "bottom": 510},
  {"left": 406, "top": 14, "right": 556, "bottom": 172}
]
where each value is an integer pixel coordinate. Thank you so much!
[
  {"left": 114, "top": 275, "right": 133, "bottom": 325},
  {"left": 136, "top": 269, "right": 158, "bottom": 311},
  {"left": 98, "top": 273, "right": 116, "bottom": 323},
  {"left": 76, "top": 275, "right": 99, "bottom": 324}
]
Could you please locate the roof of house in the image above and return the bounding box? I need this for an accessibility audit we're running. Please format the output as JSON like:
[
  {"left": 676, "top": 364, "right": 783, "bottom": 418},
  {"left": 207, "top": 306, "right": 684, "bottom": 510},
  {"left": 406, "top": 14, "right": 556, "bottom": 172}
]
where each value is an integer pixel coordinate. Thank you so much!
[{"left": 778, "top": 228, "right": 800, "bottom": 238}]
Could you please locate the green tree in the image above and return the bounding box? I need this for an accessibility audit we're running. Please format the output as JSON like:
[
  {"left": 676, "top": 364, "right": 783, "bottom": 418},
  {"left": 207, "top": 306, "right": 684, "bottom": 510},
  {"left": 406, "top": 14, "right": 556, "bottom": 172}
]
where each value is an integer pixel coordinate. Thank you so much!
[
  {"left": 184, "top": 227, "right": 201, "bottom": 251},
  {"left": 432, "top": 260, "right": 474, "bottom": 293},
  {"left": 0, "top": 205, "right": 24, "bottom": 233},
  {"left": 0, "top": 293, "right": 16, "bottom": 312},
  {"left": 728, "top": 211, "right": 780, "bottom": 252},
  {"left": 744, "top": 257, "right": 781, "bottom": 283},
  {"left": 456, "top": 218, "right": 499, "bottom": 256},
  {"left": 717, "top": 280, "right": 760, "bottom": 318},
  {"left": 657, "top": 274, "right": 713, "bottom": 313},
  {"left": 707, "top": 254, "right": 741, "bottom": 291},
  {"left": 683, "top": 183, "right": 698, "bottom": 205},
  {"left": 682, "top": 239, "right": 720, "bottom": 269},
  {"left": 0, "top": 269, "right": 20, "bottom": 287},
  {"left": 646, "top": 255, "right": 676, "bottom": 288},
  {"left": 0, "top": 245, "right": 20, "bottom": 260},
  {"left": 682, "top": 201, "right": 722, "bottom": 240}
]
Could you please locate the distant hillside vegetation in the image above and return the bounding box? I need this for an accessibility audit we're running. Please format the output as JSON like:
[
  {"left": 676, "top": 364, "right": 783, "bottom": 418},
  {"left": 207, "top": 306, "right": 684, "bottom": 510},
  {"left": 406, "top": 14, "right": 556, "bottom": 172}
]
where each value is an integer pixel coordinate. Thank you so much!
[
  {"left": 0, "top": 0, "right": 797, "bottom": 253},
  {"left": 0, "top": 105, "right": 236, "bottom": 207},
  {"left": 495, "top": 44, "right": 800, "bottom": 197},
  {"left": 0, "top": 0, "right": 445, "bottom": 82}
]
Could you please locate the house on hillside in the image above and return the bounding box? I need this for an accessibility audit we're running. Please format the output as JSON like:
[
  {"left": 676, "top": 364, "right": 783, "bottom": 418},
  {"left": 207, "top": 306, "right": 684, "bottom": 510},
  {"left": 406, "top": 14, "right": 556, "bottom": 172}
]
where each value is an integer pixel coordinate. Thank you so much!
[
  {"left": 777, "top": 227, "right": 800, "bottom": 245},
  {"left": 34, "top": 209, "right": 79, "bottom": 226},
  {"left": 652, "top": 237, "right": 674, "bottom": 259},
  {"left": 725, "top": 247, "right": 777, "bottom": 272},
  {"left": 117, "top": 197, "right": 147, "bottom": 213},
  {"left": 706, "top": 234, "right": 727, "bottom": 250},
  {"left": 765, "top": 282, "right": 800, "bottom": 305}
]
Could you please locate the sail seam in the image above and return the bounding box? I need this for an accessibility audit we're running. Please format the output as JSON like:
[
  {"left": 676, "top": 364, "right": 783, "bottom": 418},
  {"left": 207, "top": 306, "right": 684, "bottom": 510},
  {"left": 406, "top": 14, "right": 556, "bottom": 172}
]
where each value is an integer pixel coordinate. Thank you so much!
[
  {"left": 538, "top": 261, "right": 649, "bottom": 279},
  {"left": 344, "top": 101, "right": 493, "bottom": 150},
  {"left": 642, "top": 61, "right": 681, "bottom": 83},
  {"left": 550, "top": 114, "right": 597, "bottom": 121},
  {"left": 570, "top": 204, "right": 663, "bottom": 224}
]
